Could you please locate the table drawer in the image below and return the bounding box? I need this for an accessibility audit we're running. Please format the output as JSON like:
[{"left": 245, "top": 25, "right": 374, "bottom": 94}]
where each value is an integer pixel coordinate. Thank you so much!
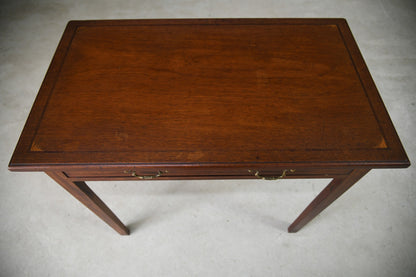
[{"left": 63, "top": 167, "right": 352, "bottom": 180}]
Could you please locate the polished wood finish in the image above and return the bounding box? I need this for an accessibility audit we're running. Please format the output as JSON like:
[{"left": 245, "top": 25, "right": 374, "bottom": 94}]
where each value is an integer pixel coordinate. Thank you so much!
[{"left": 9, "top": 19, "right": 409, "bottom": 235}]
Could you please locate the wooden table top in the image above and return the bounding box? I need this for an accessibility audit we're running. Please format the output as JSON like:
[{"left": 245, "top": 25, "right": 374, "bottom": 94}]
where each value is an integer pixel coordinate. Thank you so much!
[{"left": 9, "top": 19, "right": 409, "bottom": 170}]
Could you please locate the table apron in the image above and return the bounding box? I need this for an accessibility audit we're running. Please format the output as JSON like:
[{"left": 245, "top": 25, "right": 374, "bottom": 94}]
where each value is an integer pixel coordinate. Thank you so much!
[{"left": 61, "top": 167, "right": 353, "bottom": 181}]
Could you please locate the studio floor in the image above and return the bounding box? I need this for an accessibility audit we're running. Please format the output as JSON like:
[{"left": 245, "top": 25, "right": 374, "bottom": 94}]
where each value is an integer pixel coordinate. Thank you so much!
[{"left": 1, "top": 0, "right": 415, "bottom": 276}]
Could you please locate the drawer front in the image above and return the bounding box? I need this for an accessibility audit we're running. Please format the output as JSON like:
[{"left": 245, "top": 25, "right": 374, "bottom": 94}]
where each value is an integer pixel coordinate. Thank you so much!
[
  {"left": 63, "top": 167, "right": 352, "bottom": 180},
  {"left": 64, "top": 167, "right": 254, "bottom": 179}
]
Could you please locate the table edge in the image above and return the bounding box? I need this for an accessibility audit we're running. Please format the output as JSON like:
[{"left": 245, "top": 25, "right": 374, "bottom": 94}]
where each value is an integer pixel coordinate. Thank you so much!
[{"left": 8, "top": 160, "right": 410, "bottom": 172}]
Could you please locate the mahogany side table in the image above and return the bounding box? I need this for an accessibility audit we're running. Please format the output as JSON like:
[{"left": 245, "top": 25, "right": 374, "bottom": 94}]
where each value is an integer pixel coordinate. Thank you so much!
[{"left": 9, "top": 19, "right": 410, "bottom": 235}]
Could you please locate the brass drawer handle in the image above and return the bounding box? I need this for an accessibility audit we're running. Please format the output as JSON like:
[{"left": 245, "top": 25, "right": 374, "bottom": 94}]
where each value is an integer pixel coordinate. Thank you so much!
[
  {"left": 248, "top": 169, "right": 295, "bottom": 180},
  {"left": 123, "top": 170, "right": 164, "bottom": 179}
]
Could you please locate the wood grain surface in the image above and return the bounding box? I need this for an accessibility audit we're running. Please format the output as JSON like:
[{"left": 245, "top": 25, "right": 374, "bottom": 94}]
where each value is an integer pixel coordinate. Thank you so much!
[{"left": 9, "top": 19, "right": 409, "bottom": 169}]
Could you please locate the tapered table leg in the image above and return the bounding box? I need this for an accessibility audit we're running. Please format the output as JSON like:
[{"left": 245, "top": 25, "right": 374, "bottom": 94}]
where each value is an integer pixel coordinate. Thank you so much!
[
  {"left": 46, "top": 172, "right": 129, "bottom": 235},
  {"left": 288, "top": 168, "right": 370, "bottom": 233}
]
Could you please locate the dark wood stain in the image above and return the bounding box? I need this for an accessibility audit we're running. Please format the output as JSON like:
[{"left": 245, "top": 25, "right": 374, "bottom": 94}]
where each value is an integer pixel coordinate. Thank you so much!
[{"left": 9, "top": 19, "right": 410, "bottom": 235}]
